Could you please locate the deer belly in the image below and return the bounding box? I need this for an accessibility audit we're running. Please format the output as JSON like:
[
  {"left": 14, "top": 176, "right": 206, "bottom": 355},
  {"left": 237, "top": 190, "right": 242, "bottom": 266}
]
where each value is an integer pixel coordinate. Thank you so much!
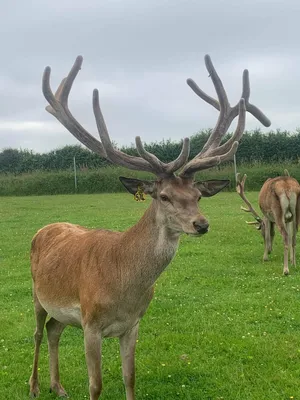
[{"left": 40, "top": 301, "right": 82, "bottom": 327}]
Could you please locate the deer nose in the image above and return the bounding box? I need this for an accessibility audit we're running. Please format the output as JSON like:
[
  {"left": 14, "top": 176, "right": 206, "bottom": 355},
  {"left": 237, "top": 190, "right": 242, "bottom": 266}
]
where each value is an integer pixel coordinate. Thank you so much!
[{"left": 193, "top": 221, "right": 209, "bottom": 234}]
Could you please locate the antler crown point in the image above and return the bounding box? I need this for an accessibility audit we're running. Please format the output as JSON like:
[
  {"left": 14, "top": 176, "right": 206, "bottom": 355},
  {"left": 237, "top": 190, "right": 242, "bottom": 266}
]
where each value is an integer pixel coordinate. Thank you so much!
[{"left": 74, "top": 55, "right": 84, "bottom": 69}]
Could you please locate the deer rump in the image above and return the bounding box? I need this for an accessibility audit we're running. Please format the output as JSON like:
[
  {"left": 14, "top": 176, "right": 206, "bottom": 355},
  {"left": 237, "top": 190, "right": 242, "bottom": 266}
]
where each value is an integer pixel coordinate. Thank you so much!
[{"left": 259, "top": 177, "right": 300, "bottom": 227}]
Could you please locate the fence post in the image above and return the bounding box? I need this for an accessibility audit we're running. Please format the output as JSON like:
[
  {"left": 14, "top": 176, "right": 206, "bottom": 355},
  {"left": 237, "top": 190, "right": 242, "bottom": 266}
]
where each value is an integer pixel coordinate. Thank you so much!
[
  {"left": 234, "top": 154, "right": 237, "bottom": 183},
  {"left": 73, "top": 156, "right": 77, "bottom": 192}
]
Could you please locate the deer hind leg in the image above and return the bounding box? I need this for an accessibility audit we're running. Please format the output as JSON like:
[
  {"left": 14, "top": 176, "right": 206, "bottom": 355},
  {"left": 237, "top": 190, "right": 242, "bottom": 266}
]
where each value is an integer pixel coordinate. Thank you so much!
[
  {"left": 275, "top": 220, "right": 289, "bottom": 275},
  {"left": 294, "top": 194, "right": 300, "bottom": 267},
  {"left": 46, "top": 318, "right": 68, "bottom": 397},
  {"left": 290, "top": 216, "right": 297, "bottom": 266},
  {"left": 282, "top": 229, "right": 290, "bottom": 275},
  {"left": 269, "top": 221, "right": 275, "bottom": 254},
  {"left": 83, "top": 325, "right": 102, "bottom": 400},
  {"left": 119, "top": 323, "right": 139, "bottom": 400},
  {"left": 29, "top": 292, "right": 47, "bottom": 398},
  {"left": 263, "top": 219, "right": 272, "bottom": 261}
]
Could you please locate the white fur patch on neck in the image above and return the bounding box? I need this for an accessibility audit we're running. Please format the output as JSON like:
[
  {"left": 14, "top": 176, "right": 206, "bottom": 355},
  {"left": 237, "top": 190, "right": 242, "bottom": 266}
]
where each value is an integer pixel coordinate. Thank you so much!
[{"left": 154, "top": 228, "right": 179, "bottom": 265}]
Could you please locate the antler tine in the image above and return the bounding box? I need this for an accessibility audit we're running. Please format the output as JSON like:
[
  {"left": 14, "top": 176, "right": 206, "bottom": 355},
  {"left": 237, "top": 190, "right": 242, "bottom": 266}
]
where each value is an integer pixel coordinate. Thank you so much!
[
  {"left": 135, "top": 136, "right": 165, "bottom": 174},
  {"left": 186, "top": 54, "right": 230, "bottom": 113},
  {"left": 236, "top": 173, "right": 262, "bottom": 223},
  {"left": 135, "top": 136, "right": 190, "bottom": 176},
  {"left": 233, "top": 69, "right": 271, "bottom": 127},
  {"left": 57, "top": 55, "right": 82, "bottom": 106},
  {"left": 179, "top": 98, "right": 245, "bottom": 178},
  {"left": 93, "top": 89, "right": 190, "bottom": 175},
  {"left": 195, "top": 55, "right": 231, "bottom": 155},
  {"left": 43, "top": 57, "right": 107, "bottom": 157},
  {"left": 206, "top": 98, "right": 246, "bottom": 157},
  {"left": 180, "top": 55, "right": 271, "bottom": 178},
  {"left": 179, "top": 141, "right": 238, "bottom": 179},
  {"left": 164, "top": 138, "right": 190, "bottom": 174},
  {"left": 241, "top": 69, "right": 250, "bottom": 101},
  {"left": 186, "top": 55, "right": 234, "bottom": 157},
  {"left": 186, "top": 78, "right": 219, "bottom": 110},
  {"left": 246, "top": 220, "right": 262, "bottom": 230},
  {"left": 188, "top": 57, "right": 270, "bottom": 135},
  {"left": 43, "top": 56, "right": 191, "bottom": 177},
  {"left": 205, "top": 55, "right": 230, "bottom": 112},
  {"left": 92, "top": 89, "right": 154, "bottom": 172}
]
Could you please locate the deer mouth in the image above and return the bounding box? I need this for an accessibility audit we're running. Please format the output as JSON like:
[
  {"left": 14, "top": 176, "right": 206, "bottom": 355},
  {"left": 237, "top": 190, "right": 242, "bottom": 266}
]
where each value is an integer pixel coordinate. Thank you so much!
[{"left": 186, "top": 230, "right": 209, "bottom": 237}]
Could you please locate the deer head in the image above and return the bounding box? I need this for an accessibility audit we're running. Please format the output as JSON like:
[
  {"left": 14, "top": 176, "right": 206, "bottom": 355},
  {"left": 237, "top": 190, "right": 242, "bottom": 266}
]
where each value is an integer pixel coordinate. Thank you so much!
[
  {"left": 43, "top": 55, "right": 270, "bottom": 236},
  {"left": 236, "top": 173, "right": 265, "bottom": 233}
]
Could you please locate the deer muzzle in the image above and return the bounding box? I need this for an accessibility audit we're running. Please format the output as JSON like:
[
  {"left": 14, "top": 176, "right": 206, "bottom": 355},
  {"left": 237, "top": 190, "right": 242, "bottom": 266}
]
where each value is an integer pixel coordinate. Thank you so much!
[{"left": 192, "top": 219, "right": 209, "bottom": 235}]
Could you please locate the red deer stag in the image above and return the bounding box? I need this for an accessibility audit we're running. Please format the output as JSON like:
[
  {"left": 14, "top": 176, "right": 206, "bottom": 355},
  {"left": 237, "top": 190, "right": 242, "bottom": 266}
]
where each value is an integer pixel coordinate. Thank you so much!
[
  {"left": 236, "top": 172, "right": 300, "bottom": 275},
  {"left": 29, "top": 55, "right": 270, "bottom": 399}
]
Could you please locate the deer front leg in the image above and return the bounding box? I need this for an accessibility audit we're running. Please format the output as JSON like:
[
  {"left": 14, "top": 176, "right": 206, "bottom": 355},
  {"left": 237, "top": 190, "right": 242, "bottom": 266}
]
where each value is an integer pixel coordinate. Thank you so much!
[
  {"left": 29, "top": 294, "right": 47, "bottom": 398},
  {"left": 84, "top": 325, "right": 102, "bottom": 400},
  {"left": 119, "top": 323, "right": 139, "bottom": 400}
]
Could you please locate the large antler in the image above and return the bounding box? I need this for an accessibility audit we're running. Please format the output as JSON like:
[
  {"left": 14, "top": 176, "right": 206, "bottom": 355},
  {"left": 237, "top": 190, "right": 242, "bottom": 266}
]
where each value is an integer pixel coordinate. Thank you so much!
[
  {"left": 42, "top": 56, "right": 190, "bottom": 178},
  {"left": 180, "top": 55, "right": 271, "bottom": 178},
  {"left": 236, "top": 173, "right": 263, "bottom": 229}
]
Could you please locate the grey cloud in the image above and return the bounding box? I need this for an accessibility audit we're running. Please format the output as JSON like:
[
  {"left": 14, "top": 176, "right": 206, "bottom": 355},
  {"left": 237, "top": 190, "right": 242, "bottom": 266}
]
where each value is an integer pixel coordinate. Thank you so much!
[{"left": 1, "top": 0, "right": 300, "bottom": 153}]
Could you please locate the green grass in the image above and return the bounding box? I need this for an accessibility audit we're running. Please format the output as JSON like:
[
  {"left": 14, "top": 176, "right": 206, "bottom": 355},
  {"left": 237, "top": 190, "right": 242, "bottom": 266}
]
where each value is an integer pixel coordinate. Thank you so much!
[{"left": 1, "top": 192, "right": 300, "bottom": 399}]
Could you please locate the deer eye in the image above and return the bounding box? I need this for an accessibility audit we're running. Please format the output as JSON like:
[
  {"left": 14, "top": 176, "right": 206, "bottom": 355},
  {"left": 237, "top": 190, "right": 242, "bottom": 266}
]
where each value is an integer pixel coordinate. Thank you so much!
[{"left": 160, "top": 194, "right": 169, "bottom": 202}]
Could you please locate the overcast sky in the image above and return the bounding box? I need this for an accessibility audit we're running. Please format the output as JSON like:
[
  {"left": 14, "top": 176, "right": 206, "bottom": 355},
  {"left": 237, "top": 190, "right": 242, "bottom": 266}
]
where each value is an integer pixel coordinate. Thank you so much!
[{"left": 1, "top": 0, "right": 299, "bottom": 153}]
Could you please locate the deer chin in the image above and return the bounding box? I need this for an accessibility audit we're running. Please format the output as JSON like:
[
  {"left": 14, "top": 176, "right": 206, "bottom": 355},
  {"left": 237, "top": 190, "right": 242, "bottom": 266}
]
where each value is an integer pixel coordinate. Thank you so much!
[{"left": 185, "top": 230, "right": 209, "bottom": 237}]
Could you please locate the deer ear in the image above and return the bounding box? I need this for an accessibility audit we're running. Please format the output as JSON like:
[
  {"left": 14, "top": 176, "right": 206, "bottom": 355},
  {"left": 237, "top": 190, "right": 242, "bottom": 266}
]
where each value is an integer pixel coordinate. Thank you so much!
[
  {"left": 119, "top": 177, "right": 156, "bottom": 196},
  {"left": 194, "top": 180, "right": 230, "bottom": 197}
]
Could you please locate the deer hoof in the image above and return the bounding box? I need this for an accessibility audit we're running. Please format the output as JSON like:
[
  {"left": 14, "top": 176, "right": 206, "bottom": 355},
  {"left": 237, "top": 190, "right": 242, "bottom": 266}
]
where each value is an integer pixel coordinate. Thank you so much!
[
  {"left": 49, "top": 383, "right": 68, "bottom": 398},
  {"left": 29, "top": 389, "right": 39, "bottom": 398},
  {"left": 29, "top": 379, "right": 40, "bottom": 398}
]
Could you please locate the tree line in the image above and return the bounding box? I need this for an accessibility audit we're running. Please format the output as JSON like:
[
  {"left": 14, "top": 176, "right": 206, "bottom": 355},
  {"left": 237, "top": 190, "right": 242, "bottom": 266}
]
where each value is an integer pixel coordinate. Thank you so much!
[{"left": 1, "top": 129, "right": 300, "bottom": 174}]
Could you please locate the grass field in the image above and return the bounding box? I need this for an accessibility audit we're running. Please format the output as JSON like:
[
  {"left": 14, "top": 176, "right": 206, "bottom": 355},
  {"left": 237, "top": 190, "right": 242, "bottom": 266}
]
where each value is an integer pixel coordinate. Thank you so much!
[{"left": 1, "top": 192, "right": 300, "bottom": 399}]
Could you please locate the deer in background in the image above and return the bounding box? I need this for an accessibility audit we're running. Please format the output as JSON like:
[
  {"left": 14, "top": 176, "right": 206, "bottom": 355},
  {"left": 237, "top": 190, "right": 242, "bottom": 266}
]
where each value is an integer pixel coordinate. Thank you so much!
[
  {"left": 236, "top": 172, "right": 300, "bottom": 275},
  {"left": 29, "top": 55, "right": 270, "bottom": 400}
]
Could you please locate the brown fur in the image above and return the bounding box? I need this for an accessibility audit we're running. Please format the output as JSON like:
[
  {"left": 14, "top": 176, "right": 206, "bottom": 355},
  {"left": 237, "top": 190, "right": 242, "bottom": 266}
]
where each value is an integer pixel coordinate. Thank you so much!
[
  {"left": 29, "top": 176, "right": 224, "bottom": 400},
  {"left": 258, "top": 176, "right": 300, "bottom": 275}
]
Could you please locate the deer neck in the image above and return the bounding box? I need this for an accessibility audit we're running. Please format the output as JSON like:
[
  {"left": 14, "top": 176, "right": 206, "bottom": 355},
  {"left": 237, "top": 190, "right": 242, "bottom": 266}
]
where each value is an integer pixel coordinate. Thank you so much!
[{"left": 120, "top": 200, "right": 180, "bottom": 290}]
